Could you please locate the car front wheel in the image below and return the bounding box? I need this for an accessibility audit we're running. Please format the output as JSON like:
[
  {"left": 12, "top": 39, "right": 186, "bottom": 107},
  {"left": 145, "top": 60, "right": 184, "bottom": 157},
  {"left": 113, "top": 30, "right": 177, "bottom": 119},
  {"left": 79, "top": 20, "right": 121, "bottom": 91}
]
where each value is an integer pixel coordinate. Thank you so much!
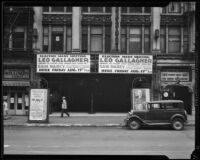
[
  {"left": 128, "top": 119, "right": 140, "bottom": 130},
  {"left": 172, "top": 118, "right": 184, "bottom": 130}
]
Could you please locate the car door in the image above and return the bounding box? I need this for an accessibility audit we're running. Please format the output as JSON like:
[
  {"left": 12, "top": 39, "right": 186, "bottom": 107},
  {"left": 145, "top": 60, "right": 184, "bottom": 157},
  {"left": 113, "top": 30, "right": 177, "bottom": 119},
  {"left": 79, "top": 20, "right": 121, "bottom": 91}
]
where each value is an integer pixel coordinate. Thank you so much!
[{"left": 146, "top": 103, "right": 166, "bottom": 123}]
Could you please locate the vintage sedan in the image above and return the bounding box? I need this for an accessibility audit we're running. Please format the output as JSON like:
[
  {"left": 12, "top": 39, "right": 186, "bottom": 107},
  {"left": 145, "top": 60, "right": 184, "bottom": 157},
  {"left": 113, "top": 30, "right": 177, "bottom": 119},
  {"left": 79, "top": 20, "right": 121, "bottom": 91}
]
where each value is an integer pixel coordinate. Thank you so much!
[{"left": 124, "top": 100, "right": 187, "bottom": 130}]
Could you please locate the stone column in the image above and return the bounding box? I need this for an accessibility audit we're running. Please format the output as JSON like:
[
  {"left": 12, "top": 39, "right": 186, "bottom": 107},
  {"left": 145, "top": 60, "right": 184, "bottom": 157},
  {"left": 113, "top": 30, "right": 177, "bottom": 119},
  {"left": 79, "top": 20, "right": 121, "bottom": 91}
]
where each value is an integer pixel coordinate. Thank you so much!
[
  {"left": 72, "top": 7, "right": 81, "bottom": 53},
  {"left": 33, "top": 7, "right": 43, "bottom": 52},
  {"left": 151, "top": 7, "right": 161, "bottom": 54}
]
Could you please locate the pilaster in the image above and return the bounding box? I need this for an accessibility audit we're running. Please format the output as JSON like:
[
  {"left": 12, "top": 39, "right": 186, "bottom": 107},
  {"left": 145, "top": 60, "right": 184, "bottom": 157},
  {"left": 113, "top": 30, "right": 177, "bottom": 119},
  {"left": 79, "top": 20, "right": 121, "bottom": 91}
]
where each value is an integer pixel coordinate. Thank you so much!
[
  {"left": 72, "top": 7, "right": 81, "bottom": 53},
  {"left": 151, "top": 7, "right": 161, "bottom": 54},
  {"left": 33, "top": 7, "right": 43, "bottom": 52}
]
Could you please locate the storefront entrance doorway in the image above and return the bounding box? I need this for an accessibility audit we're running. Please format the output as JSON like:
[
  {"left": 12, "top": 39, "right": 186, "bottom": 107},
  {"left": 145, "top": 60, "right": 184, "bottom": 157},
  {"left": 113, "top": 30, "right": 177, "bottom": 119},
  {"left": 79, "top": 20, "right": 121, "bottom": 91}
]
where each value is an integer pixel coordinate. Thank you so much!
[{"left": 44, "top": 74, "right": 137, "bottom": 113}]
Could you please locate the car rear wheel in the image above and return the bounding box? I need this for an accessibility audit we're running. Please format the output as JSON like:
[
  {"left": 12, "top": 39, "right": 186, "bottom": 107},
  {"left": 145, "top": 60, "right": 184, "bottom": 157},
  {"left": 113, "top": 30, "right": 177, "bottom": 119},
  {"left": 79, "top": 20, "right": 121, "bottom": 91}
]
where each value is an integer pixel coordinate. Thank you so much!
[
  {"left": 128, "top": 119, "right": 140, "bottom": 130},
  {"left": 172, "top": 118, "right": 184, "bottom": 130}
]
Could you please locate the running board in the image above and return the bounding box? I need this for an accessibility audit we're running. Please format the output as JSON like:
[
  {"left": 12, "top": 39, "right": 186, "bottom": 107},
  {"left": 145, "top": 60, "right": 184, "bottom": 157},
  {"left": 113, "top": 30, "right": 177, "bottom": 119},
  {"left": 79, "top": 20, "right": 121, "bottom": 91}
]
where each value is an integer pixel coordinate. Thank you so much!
[{"left": 144, "top": 123, "right": 171, "bottom": 126}]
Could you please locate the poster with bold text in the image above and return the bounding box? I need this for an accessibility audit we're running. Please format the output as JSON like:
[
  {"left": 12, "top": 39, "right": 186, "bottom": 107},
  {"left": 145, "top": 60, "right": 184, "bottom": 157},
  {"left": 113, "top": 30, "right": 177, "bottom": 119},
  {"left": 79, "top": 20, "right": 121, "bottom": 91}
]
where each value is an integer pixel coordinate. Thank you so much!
[
  {"left": 99, "top": 54, "right": 153, "bottom": 74},
  {"left": 37, "top": 54, "right": 90, "bottom": 73}
]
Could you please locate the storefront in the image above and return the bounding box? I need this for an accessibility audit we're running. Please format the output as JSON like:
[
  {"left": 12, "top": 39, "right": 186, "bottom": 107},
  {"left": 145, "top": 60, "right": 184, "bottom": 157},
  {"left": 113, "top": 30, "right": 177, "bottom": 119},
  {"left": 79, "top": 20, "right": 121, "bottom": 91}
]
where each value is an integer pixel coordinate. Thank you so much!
[
  {"left": 37, "top": 54, "right": 153, "bottom": 113},
  {"left": 3, "top": 68, "right": 30, "bottom": 115},
  {"left": 160, "top": 66, "right": 195, "bottom": 114}
]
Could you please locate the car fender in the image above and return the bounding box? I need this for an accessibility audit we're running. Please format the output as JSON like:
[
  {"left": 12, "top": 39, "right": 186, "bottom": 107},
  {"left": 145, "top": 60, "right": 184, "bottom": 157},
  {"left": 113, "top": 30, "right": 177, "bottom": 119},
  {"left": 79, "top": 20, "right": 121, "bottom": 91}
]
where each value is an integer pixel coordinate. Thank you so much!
[
  {"left": 128, "top": 115, "right": 144, "bottom": 124},
  {"left": 170, "top": 114, "right": 186, "bottom": 123}
]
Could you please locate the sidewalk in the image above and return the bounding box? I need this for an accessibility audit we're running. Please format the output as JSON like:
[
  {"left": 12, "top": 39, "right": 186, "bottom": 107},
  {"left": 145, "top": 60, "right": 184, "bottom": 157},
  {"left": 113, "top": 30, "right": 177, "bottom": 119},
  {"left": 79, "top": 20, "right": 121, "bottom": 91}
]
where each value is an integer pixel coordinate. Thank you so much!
[{"left": 3, "top": 111, "right": 195, "bottom": 127}]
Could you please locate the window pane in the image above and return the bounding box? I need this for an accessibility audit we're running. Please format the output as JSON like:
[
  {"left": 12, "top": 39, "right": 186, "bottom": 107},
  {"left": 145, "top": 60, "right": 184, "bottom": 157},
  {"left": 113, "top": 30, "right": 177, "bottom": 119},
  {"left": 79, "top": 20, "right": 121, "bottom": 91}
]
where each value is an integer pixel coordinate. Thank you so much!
[
  {"left": 121, "top": 27, "right": 127, "bottom": 52},
  {"left": 82, "top": 7, "right": 88, "bottom": 12},
  {"left": 105, "top": 7, "right": 111, "bottom": 13},
  {"left": 67, "top": 37, "right": 72, "bottom": 51},
  {"left": 91, "top": 36, "right": 102, "bottom": 51},
  {"left": 43, "top": 7, "right": 49, "bottom": 12},
  {"left": 162, "top": 7, "right": 166, "bottom": 13},
  {"left": 43, "top": 26, "right": 49, "bottom": 52},
  {"left": 82, "top": 26, "right": 88, "bottom": 52},
  {"left": 144, "top": 7, "right": 151, "bottom": 13},
  {"left": 51, "top": 26, "right": 63, "bottom": 52},
  {"left": 129, "top": 27, "right": 141, "bottom": 53},
  {"left": 66, "top": 27, "right": 72, "bottom": 51},
  {"left": 52, "top": 7, "right": 64, "bottom": 12},
  {"left": 91, "top": 27, "right": 102, "bottom": 34},
  {"left": 168, "top": 2, "right": 181, "bottom": 13},
  {"left": 91, "top": 27, "right": 102, "bottom": 52},
  {"left": 144, "top": 27, "right": 150, "bottom": 53},
  {"left": 90, "top": 7, "right": 103, "bottom": 12},
  {"left": 44, "top": 36, "right": 48, "bottom": 45},
  {"left": 129, "top": 7, "right": 142, "bottom": 13},
  {"left": 121, "top": 7, "right": 127, "bottom": 13},
  {"left": 67, "top": 7, "right": 72, "bottom": 12},
  {"left": 168, "top": 27, "right": 180, "bottom": 53},
  {"left": 105, "top": 26, "right": 111, "bottom": 52},
  {"left": 183, "top": 27, "right": 189, "bottom": 53},
  {"left": 160, "top": 27, "right": 166, "bottom": 53}
]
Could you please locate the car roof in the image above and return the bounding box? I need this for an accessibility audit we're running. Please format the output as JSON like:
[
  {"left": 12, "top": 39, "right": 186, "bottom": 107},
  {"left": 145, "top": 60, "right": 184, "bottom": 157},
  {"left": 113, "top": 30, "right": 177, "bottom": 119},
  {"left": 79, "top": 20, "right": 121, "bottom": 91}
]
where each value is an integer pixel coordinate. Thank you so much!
[{"left": 147, "top": 100, "right": 184, "bottom": 104}]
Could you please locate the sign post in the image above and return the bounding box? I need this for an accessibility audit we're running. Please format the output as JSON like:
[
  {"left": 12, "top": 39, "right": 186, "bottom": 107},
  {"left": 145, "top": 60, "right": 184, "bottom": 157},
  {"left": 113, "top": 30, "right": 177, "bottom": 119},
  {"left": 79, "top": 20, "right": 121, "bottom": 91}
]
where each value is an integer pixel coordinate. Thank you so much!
[{"left": 28, "top": 89, "right": 49, "bottom": 123}]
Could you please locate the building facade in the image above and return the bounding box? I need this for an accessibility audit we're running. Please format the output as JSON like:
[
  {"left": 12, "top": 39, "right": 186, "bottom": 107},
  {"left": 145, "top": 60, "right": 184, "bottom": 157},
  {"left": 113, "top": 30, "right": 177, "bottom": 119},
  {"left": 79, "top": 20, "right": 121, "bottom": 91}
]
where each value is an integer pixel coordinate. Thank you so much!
[{"left": 3, "top": 2, "right": 196, "bottom": 115}]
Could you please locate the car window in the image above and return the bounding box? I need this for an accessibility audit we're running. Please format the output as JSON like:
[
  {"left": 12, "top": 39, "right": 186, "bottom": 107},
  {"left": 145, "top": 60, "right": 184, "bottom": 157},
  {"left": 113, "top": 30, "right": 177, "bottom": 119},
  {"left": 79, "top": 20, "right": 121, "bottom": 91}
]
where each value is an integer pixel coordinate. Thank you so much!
[
  {"left": 165, "top": 103, "right": 182, "bottom": 110},
  {"left": 150, "top": 103, "right": 164, "bottom": 110}
]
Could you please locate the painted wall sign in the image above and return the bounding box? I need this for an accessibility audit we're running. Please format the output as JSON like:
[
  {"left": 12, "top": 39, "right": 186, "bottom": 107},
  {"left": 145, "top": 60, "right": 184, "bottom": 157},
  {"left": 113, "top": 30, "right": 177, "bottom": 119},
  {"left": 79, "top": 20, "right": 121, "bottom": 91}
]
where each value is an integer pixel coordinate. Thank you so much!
[
  {"left": 161, "top": 72, "right": 190, "bottom": 82},
  {"left": 37, "top": 54, "right": 90, "bottom": 73},
  {"left": 29, "top": 89, "right": 48, "bottom": 121},
  {"left": 99, "top": 54, "right": 153, "bottom": 74},
  {"left": 4, "top": 69, "right": 30, "bottom": 79}
]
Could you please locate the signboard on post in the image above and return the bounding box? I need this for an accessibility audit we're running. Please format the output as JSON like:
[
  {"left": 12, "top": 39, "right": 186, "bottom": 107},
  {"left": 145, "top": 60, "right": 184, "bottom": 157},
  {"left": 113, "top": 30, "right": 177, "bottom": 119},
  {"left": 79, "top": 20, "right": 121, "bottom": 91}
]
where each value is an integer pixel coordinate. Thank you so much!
[
  {"left": 37, "top": 54, "right": 90, "bottom": 73},
  {"left": 28, "top": 89, "right": 49, "bottom": 123},
  {"left": 99, "top": 54, "right": 153, "bottom": 74},
  {"left": 131, "top": 89, "right": 150, "bottom": 110}
]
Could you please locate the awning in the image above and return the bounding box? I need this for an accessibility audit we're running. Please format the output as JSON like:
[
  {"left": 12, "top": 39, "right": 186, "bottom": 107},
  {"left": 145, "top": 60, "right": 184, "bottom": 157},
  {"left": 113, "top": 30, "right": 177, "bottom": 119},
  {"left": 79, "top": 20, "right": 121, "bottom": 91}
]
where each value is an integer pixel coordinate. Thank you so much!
[{"left": 2, "top": 81, "right": 30, "bottom": 86}]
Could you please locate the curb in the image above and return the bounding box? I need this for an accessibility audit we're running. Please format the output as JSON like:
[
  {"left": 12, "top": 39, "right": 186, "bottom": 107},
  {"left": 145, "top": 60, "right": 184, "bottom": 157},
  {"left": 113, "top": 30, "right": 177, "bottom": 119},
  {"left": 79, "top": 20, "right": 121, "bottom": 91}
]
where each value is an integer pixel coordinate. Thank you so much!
[{"left": 4, "top": 123, "right": 195, "bottom": 127}]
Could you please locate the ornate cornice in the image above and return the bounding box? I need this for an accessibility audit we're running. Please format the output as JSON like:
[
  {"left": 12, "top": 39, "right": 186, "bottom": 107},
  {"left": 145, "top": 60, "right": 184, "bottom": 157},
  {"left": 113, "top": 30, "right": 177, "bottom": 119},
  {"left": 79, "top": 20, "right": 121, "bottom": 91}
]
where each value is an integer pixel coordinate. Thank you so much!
[
  {"left": 82, "top": 15, "right": 111, "bottom": 25},
  {"left": 160, "top": 15, "right": 185, "bottom": 25},
  {"left": 121, "top": 15, "right": 151, "bottom": 25},
  {"left": 42, "top": 14, "right": 72, "bottom": 24}
]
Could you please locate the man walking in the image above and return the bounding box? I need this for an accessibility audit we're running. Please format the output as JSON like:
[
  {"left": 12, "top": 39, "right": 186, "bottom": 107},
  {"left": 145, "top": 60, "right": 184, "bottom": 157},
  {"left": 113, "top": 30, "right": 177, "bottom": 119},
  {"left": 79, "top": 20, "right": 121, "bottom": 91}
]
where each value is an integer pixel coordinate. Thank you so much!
[{"left": 61, "top": 96, "right": 70, "bottom": 117}]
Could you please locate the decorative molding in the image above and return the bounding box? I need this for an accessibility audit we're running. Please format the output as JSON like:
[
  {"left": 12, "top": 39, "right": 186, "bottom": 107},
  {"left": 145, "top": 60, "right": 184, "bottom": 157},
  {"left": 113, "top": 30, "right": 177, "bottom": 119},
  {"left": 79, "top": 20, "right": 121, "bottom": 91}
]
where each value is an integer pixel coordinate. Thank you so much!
[
  {"left": 121, "top": 15, "right": 151, "bottom": 25},
  {"left": 82, "top": 15, "right": 111, "bottom": 25},
  {"left": 42, "top": 14, "right": 72, "bottom": 24},
  {"left": 161, "top": 15, "right": 185, "bottom": 25}
]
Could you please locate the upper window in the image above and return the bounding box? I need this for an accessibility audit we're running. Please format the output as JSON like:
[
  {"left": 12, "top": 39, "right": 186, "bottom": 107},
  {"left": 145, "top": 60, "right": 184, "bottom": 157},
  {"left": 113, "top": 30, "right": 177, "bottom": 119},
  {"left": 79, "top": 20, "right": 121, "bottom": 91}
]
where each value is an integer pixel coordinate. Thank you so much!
[
  {"left": 168, "top": 2, "right": 181, "bottom": 13},
  {"left": 90, "top": 7, "right": 103, "bottom": 12},
  {"left": 121, "top": 7, "right": 151, "bottom": 13},
  {"left": 129, "top": 27, "right": 142, "bottom": 53},
  {"left": 43, "top": 25, "right": 72, "bottom": 52},
  {"left": 51, "top": 26, "right": 64, "bottom": 52},
  {"left": 168, "top": 27, "right": 181, "bottom": 53},
  {"left": 43, "top": 7, "right": 72, "bottom": 12},
  {"left": 51, "top": 7, "right": 64, "bottom": 12},
  {"left": 160, "top": 27, "right": 166, "bottom": 53},
  {"left": 129, "top": 7, "right": 142, "bottom": 13},
  {"left": 90, "top": 26, "right": 103, "bottom": 52}
]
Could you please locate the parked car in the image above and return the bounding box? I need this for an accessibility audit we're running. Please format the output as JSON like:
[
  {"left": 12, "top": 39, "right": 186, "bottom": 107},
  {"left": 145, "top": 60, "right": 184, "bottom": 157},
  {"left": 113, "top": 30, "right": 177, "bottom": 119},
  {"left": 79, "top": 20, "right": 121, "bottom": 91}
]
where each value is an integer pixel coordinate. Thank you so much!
[{"left": 124, "top": 100, "right": 187, "bottom": 130}]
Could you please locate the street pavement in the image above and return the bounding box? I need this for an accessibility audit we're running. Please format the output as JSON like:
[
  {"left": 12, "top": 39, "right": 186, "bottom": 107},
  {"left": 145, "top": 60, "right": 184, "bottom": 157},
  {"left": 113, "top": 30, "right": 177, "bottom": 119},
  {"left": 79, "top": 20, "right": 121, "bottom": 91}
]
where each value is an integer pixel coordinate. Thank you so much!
[
  {"left": 4, "top": 126, "right": 195, "bottom": 159},
  {"left": 3, "top": 111, "right": 195, "bottom": 127}
]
